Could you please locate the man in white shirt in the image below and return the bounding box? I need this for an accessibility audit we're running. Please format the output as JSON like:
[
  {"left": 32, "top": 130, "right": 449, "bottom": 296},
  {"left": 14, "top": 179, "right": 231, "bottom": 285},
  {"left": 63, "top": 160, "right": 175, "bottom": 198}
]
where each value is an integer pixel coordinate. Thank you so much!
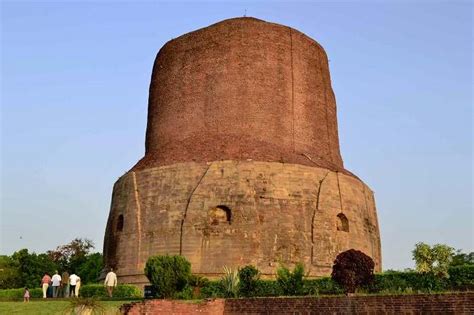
[
  {"left": 69, "top": 273, "right": 80, "bottom": 297},
  {"left": 104, "top": 268, "right": 118, "bottom": 297},
  {"left": 51, "top": 271, "right": 61, "bottom": 298}
]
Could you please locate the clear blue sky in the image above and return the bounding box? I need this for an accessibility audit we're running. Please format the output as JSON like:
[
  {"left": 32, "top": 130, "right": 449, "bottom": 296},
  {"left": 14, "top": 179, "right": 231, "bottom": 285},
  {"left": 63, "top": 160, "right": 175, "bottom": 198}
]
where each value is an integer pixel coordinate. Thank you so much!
[{"left": 1, "top": 1, "right": 472, "bottom": 271}]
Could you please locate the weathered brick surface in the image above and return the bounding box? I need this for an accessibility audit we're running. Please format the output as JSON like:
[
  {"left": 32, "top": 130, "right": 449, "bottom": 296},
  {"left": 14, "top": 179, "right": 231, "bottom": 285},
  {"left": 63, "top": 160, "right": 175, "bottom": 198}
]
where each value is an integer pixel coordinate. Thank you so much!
[
  {"left": 121, "top": 293, "right": 474, "bottom": 314},
  {"left": 104, "top": 161, "right": 381, "bottom": 285},
  {"left": 133, "top": 17, "right": 346, "bottom": 174},
  {"left": 103, "top": 17, "right": 382, "bottom": 286},
  {"left": 121, "top": 299, "right": 225, "bottom": 315}
]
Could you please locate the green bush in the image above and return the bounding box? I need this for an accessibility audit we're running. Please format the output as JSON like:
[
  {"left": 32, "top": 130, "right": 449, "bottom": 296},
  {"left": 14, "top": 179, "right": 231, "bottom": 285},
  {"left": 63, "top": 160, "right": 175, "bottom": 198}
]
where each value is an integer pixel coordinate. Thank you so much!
[
  {"left": 238, "top": 265, "right": 260, "bottom": 297},
  {"left": 255, "top": 280, "right": 282, "bottom": 297},
  {"left": 200, "top": 280, "right": 225, "bottom": 298},
  {"left": 276, "top": 263, "right": 305, "bottom": 296},
  {"left": 198, "top": 265, "right": 474, "bottom": 298},
  {"left": 448, "top": 265, "right": 474, "bottom": 290},
  {"left": 79, "top": 284, "right": 142, "bottom": 298},
  {"left": 0, "top": 288, "right": 42, "bottom": 300},
  {"left": 144, "top": 255, "right": 191, "bottom": 298},
  {"left": 303, "top": 277, "right": 344, "bottom": 295}
]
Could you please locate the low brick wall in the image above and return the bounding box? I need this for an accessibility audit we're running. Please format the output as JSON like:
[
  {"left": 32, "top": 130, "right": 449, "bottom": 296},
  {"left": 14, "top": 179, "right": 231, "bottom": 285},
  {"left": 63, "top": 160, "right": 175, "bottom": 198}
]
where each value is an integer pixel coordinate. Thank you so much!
[
  {"left": 121, "top": 299, "right": 225, "bottom": 315},
  {"left": 121, "top": 292, "right": 474, "bottom": 314}
]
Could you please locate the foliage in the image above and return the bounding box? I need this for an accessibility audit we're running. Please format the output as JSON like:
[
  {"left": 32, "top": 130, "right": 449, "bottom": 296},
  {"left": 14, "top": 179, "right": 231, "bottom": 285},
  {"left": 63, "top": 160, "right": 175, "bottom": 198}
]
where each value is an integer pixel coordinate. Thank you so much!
[
  {"left": 79, "top": 284, "right": 142, "bottom": 298},
  {"left": 11, "top": 249, "right": 58, "bottom": 288},
  {"left": 199, "top": 280, "right": 225, "bottom": 298},
  {"left": 47, "top": 238, "right": 95, "bottom": 273},
  {"left": 412, "top": 242, "right": 454, "bottom": 277},
  {"left": 451, "top": 250, "right": 474, "bottom": 267},
  {"left": 0, "top": 284, "right": 142, "bottom": 300},
  {"left": 331, "top": 249, "right": 375, "bottom": 294},
  {"left": 0, "top": 287, "right": 43, "bottom": 300},
  {"left": 448, "top": 265, "right": 474, "bottom": 290},
  {"left": 276, "top": 263, "right": 305, "bottom": 296},
  {"left": 303, "top": 277, "right": 344, "bottom": 295},
  {"left": 3, "top": 244, "right": 102, "bottom": 289},
  {"left": 76, "top": 253, "right": 103, "bottom": 284},
  {"left": 188, "top": 274, "right": 209, "bottom": 288},
  {"left": 63, "top": 297, "right": 106, "bottom": 315},
  {"left": 238, "top": 265, "right": 260, "bottom": 297},
  {"left": 0, "top": 256, "right": 21, "bottom": 289},
  {"left": 144, "top": 255, "right": 191, "bottom": 298},
  {"left": 220, "top": 266, "right": 240, "bottom": 298},
  {"left": 179, "top": 265, "right": 474, "bottom": 299}
]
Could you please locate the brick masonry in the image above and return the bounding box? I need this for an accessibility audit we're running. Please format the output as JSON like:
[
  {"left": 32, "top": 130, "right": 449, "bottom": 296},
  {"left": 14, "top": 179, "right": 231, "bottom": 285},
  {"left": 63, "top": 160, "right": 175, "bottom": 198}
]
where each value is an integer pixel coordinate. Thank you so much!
[
  {"left": 104, "top": 161, "right": 381, "bottom": 285},
  {"left": 121, "top": 292, "right": 474, "bottom": 314},
  {"left": 103, "top": 17, "right": 382, "bottom": 286},
  {"left": 133, "top": 17, "right": 345, "bottom": 173}
]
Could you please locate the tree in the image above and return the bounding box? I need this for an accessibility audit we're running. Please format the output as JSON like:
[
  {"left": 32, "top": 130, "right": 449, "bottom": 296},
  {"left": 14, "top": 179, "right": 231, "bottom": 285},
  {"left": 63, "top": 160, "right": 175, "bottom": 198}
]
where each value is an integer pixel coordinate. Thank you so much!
[
  {"left": 144, "top": 255, "right": 191, "bottom": 298},
  {"left": 11, "top": 249, "right": 58, "bottom": 288},
  {"left": 412, "top": 242, "right": 454, "bottom": 277},
  {"left": 331, "top": 249, "right": 375, "bottom": 294},
  {"left": 77, "top": 253, "right": 103, "bottom": 284},
  {"left": 0, "top": 255, "right": 21, "bottom": 289},
  {"left": 451, "top": 250, "right": 474, "bottom": 267},
  {"left": 47, "top": 238, "right": 94, "bottom": 272}
]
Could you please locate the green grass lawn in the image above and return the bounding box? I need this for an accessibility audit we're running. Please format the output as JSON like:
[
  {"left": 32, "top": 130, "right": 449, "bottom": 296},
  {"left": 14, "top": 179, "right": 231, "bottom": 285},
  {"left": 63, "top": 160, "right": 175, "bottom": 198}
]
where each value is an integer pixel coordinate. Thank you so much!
[{"left": 0, "top": 299, "right": 134, "bottom": 314}]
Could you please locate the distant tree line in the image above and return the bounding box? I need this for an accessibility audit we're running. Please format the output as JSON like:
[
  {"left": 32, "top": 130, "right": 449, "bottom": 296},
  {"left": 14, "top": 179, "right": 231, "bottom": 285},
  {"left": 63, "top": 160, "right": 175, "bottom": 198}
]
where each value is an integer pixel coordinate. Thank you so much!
[{"left": 0, "top": 238, "right": 103, "bottom": 289}]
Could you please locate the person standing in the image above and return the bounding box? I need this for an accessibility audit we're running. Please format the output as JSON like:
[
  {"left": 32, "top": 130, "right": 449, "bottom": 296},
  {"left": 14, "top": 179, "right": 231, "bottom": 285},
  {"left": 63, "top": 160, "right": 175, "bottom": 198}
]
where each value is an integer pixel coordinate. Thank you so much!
[
  {"left": 61, "top": 271, "right": 70, "bottom": 297},
  {"left": 23, "top": 287, "right": 30, "bottom": 303},
  {"left": 104, "top": 268, "right": 118, "bottom": 297},
  {"left": 41, "top": 273, "right": 51, "bottom": 298},
  {"left": 75, "top": 276, "right": 81, "bottom": 297},
  {"left": 51, "top": 271, "right": 61, "bottom": 298},
  {"left": 69, "top": 273, "right": 80, "bottom": 297}
]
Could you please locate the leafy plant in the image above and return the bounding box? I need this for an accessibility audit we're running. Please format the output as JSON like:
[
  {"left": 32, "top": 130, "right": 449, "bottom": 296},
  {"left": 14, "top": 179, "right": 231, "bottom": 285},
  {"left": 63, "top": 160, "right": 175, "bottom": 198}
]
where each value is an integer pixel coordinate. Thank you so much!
[
  {"left": 276, "top": 263, "right": 305, "bottom": 296},
  {"left": 144, "top": 255, "right": 191, "bottom": 298},
  {"left": 220, "top": 266, "right": 239, "bottom": 298},
  {"left": 62, "top": 297, "right": 105, "bottom": 315},
  {"left": 238, "top": 265, "right": 260, "bottom": 297},
  {"left": 331, "top": 249, "right": 375, "bottom": 294},
  {"left": 412, "top": 242, "right": 454, "bottom": 277}
]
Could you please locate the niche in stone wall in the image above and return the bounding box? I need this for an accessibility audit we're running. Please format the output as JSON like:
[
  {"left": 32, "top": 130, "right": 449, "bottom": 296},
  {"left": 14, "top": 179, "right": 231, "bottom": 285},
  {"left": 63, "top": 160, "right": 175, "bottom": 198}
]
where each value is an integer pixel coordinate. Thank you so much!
[
  {"left": 208, "top": 205, "right": 232, "bottom": 225},
  {"left": 117, "top": 214, "right": 124, "bottom": 232},
  {"left": 336, "top": 213, "right": 349, "bottom": 232}
]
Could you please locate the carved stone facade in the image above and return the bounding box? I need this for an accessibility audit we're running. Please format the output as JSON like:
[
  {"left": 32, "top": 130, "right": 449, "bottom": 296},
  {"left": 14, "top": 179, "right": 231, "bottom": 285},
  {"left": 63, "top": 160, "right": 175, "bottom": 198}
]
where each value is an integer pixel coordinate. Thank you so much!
[{"left": 103, "top": 17, "right": 381, "bottom": 286}]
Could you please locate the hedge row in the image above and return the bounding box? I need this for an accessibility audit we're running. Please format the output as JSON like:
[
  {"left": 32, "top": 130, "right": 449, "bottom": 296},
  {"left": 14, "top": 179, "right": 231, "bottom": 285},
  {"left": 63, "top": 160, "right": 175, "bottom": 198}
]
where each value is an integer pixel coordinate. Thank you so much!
[
  {"left": 0, "top": 284, "right": 142, "bottom": 300},
  {"left": 200, "top": 265, "right": 474, "bottom": 298}
]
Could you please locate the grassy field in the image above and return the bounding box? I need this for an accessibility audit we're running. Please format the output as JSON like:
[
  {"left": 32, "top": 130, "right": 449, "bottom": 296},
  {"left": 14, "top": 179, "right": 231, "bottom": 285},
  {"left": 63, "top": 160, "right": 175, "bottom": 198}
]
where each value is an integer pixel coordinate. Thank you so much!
[{"left": 0, "top": 299, "right": 134, "bottom": 314}]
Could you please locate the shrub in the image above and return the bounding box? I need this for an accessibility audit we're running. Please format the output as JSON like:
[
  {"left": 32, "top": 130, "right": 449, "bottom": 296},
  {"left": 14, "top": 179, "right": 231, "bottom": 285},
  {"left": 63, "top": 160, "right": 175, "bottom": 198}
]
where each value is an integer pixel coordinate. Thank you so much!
[
  {"left": 220, "top": 266, "right": 239, "bottom": 298},
  {"left": 304, "top": 277, "right": 344, "bottom": 295},
  {"left": 255, "top": 280, "right": 282, "bottom": 297},
  {"left": 144, "top": 255, "right": 191, "bottom": 298},
  {"left": 276, "top": 263, "right": 305, "bottom": 296},
  {"left": 200, "top": 280, "right": 225, "bottom": 298},
  {"left": 0, "top": 287, "right": 42, "bottom": 300},
  {"left": 79, "top": 284, "right": 142, "bottom": 298},
  {"left": 448, "top": 265, "right": 474, "bottom": 291},
  {"left": 331, "top": 249, "right": 375, "bottom": 294},
  {"left": 238, "top": 265, "right": 260, "bottom": 297}
]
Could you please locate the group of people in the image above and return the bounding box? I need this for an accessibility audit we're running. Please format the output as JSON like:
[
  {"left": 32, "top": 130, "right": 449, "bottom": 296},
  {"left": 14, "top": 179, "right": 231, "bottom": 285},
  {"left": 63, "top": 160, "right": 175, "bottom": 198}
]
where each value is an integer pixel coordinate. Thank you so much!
[
  {"left": 37, "top": 271, "right": 81, "bottom": 300},
  {"left": 23, "top": 268, "right": 118, "bottom": 302}
]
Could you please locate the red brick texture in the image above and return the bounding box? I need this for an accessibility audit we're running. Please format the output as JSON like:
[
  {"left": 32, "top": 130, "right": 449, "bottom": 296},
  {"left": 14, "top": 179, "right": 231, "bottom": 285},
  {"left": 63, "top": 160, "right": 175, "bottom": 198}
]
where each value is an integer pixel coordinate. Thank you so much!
[
  {"left": 121, "top": 292, "right": 474, "bottom": 315},
  {"left": 134, "top": 17, "right": 346, "bottom": 175},
  {"left": 103, "top": 17, "right": 381, "bottom": 284}
]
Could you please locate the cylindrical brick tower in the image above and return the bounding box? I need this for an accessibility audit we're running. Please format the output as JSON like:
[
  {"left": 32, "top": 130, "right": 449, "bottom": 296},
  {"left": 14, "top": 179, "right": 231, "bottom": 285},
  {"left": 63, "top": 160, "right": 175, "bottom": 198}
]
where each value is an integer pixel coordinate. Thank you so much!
[{"left": 104, "top": 17, "right": 381, "bottom": 286}]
